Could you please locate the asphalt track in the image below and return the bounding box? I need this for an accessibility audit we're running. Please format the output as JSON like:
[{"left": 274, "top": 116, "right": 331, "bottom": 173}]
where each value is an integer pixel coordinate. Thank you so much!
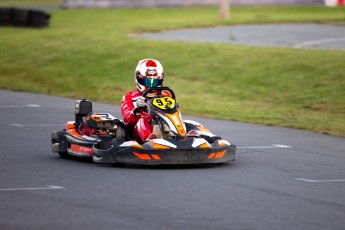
[
  {"left": 0, "top": 89, "right": 345, "bottom": 230},
  {"left": 133, "top": 23, "right": 345, "bottom": 50}
]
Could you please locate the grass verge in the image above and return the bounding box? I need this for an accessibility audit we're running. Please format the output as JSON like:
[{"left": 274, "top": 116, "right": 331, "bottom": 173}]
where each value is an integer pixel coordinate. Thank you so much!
[{"left": 0, "top": 5, "right": 344, "bottom": 137}]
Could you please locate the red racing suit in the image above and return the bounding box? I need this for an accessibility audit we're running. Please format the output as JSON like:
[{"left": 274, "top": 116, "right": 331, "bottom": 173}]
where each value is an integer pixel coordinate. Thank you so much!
[
  {"left": 121, "top": 89, "right": 153, "bottom": 143},
  {"left": 121, "top": 89, "right": 172, "bottom": 143}
]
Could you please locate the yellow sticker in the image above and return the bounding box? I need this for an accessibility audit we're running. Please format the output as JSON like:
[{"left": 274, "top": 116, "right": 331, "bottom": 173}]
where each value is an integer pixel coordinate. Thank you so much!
[{"left": 152, "top": 97, "right": 175, "bottom": 110}]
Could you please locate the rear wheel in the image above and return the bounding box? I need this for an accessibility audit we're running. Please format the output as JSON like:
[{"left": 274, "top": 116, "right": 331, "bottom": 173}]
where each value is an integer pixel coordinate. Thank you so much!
[
  {"left": 110, "top": 138, "right": 126, "bottom": 167},
  {"left": 51, "top": 130, "right": 69, "bottom": 159},
  {"left": 97, "top": 136, "right": 122, "bottom": 166}
]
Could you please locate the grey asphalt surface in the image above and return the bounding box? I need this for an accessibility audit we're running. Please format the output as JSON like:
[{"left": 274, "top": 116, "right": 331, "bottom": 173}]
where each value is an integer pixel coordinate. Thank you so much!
[
  {"left": 0, "top": 89, "right": 345, "bottom": 230},
  {"left": 133, "top": 23, "right": 345, "bottom": 50}
]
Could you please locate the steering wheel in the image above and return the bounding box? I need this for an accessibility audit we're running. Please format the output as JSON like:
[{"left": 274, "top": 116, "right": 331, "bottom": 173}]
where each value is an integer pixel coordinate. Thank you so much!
[
  {"left": 133, "top": 87, "right": 176, "bottom": 115},
  {"left": 142, "top": 87, "right": 176, "bottom": 100}
]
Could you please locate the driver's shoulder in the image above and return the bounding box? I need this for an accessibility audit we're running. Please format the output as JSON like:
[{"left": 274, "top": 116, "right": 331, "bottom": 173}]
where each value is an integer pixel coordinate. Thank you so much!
[{"left": 126, "top": 89, "right": 142, "bottom": 97}]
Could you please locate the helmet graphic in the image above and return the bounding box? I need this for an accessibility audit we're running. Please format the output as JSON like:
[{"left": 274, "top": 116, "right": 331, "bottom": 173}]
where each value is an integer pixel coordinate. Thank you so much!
[{"left": 135, "top": 58, "right": 164, "bottom": 92}]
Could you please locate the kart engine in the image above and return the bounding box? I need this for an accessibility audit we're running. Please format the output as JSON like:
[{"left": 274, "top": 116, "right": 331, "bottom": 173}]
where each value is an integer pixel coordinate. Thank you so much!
[
  {"left": 80, "top": 113, "right": 120, "bottom": 136},
  {"left": 74, "top": 99, "right": 125, "bottom": 137}
]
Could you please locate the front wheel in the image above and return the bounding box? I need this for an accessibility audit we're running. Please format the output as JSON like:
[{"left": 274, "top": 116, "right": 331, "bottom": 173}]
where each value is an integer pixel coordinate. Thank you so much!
[{"left": 58, "top": 151, "right": 70, "bottom": 159}]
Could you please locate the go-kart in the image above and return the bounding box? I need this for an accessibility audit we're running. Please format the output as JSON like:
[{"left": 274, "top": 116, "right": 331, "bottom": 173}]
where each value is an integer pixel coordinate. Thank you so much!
[{"left": 51, "top": 87, "right": 236, "bottom": 165}]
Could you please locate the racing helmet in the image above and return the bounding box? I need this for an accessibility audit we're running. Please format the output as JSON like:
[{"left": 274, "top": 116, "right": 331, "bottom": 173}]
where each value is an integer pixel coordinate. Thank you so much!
[{"left": 135, "top": 58, "right": 164, "bottom": 92}]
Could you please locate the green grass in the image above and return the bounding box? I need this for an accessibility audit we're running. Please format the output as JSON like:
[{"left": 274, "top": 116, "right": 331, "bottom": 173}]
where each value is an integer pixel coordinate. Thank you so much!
[{"left": 0, "top": 5, "right": 344, "bottom": 137}]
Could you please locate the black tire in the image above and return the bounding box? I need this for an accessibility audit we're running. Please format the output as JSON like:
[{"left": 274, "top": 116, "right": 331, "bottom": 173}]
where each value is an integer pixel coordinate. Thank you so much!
[
  {"left": 11, "top": 9, "right": 29, "bottom": 27},
  {"left": 110, "top": 138, "right": 126, "bottom": 166},
  {"left": 28, "top": 10, "right": 50, "bottom": 27},
  {"left": 51, "top": 130, "right": 69, "bottom": 159},
  {"left": 111, "top": 138, "right": 126, "bottom": 149},
  {"left": 97, "top": 136, "right": 114, "bottom": 150},
  {"left": 203, "top": 135, "right": 222, "bottom": 144},
  {"left": 58, "top": 151, "right": 70, "bottom": 159},
  {"left": 0, "top": 8, "right": 12, "bottom": 26}
]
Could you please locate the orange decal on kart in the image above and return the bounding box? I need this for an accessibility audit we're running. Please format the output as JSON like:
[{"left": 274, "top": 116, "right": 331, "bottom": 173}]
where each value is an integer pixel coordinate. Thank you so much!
[
  {"left": 215, "top": 150, "right": 227, "bottom": 158},
  {"left": 149, "top": 141, "right": 171, "bottom": 149},
  {"left": 165, "top": 110, "right": 186, "bottom": 137},
  {"left": 133, "top": 152, "right": 151, "bottom": 160},
  {"left": 70, "top": 144, "right": 93, "bottom": 154},
  {"left": 66, "top": 121, "right": 75, "bottom": 130}
]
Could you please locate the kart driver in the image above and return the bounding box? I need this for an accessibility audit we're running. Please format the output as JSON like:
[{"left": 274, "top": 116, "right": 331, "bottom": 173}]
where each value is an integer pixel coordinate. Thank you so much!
[{"left": 121, "top": 58, "right": 171, "bottom": 143}]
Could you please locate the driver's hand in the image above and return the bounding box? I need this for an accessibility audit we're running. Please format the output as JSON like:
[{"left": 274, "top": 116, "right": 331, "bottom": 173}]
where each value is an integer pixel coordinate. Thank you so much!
[{"left": 135, "top": 96, "right": 146, "bottom": 108}]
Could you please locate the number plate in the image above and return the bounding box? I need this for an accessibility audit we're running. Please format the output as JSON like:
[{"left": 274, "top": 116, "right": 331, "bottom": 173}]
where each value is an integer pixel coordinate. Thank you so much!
[{"left": 152, "top": 97, "right": 175, "bottom": 109}]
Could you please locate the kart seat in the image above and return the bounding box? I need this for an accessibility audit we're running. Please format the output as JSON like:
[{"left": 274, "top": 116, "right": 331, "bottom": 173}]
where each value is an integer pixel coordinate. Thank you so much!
[{"left": 74, "top": 99, "right": 92, "bottom": 127}]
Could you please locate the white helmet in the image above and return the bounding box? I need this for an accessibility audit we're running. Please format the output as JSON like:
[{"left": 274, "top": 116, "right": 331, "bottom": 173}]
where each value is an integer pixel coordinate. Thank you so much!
[{"left": 135, "top": 58, "right": 164, "bottom": 92}]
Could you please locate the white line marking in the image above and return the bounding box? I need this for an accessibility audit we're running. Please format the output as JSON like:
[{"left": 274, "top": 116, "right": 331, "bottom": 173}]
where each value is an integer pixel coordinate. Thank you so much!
[
  {"left": 0, "top": 104, "right": 41, "bottom": 108},
  {"left": 295, "top": 178, "right": 345, "bottom": 183},
  {"left": 11, "top": 123, "right": 65, "bottom": 127},
  {"left": 237, "top": 144, "right": 292, "bottom": 149},
  {"left": 293, "top": 36, "right": 345, "bottom": 48},
  {"left": 27, "top": 104, "right": 41, "bottom": 107},
  {"left": 0, "top": 185, "right": 65, "bottom": 191},
  {"left": 273, "top": 144, "right": 291, "bottom": 148}
]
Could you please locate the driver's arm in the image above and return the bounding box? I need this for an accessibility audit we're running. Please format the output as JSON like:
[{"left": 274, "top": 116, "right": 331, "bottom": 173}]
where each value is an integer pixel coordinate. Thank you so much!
[{"left": 121, "top": 93, "right": 140, "bottom": 126}]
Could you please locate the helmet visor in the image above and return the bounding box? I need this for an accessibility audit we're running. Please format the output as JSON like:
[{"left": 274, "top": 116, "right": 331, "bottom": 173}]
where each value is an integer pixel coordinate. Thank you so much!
[{"left": 137, "top": 76, "right": 163, "bottom": 87}]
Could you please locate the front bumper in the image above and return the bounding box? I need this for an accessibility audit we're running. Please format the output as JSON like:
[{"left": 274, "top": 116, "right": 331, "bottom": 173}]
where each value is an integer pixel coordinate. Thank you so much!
[{"left": 93, "top": 143, "right": 236, "bottom": 165}]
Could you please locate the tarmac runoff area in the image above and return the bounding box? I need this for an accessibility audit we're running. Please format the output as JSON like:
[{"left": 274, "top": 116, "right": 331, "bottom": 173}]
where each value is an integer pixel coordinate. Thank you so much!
[{"left": 132, "top": 23, "right": 345, "bottom": 50}]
